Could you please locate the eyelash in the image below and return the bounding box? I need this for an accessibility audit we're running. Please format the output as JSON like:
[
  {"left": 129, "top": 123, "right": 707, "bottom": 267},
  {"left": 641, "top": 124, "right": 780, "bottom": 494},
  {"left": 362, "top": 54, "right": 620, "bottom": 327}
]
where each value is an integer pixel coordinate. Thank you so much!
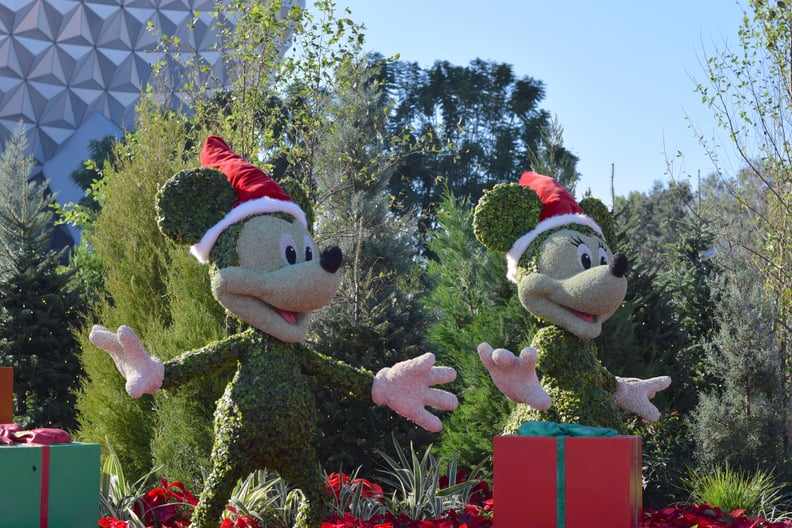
[{"left": 570, "top": 236, "right": 605, "bottom": 251}]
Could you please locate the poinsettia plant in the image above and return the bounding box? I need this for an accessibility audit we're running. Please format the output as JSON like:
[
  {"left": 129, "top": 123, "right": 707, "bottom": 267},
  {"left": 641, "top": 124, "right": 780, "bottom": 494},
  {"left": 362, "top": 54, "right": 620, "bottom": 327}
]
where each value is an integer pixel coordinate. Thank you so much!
[
  {"left": 133, "top": 478, "right": 198, "bottom": 527},
  {"left": 99, "top": 469, "right": 492, "bottom": 528},
  {"left": 641, "top": 503, "right": 792, "bottom": 528}
]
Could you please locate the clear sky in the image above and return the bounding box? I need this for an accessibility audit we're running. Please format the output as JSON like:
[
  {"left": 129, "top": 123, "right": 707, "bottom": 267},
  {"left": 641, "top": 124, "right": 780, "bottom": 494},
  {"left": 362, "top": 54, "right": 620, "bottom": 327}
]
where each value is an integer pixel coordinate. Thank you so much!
[{"left": 326, "top": 1, "right": 747, "bottom": 205}]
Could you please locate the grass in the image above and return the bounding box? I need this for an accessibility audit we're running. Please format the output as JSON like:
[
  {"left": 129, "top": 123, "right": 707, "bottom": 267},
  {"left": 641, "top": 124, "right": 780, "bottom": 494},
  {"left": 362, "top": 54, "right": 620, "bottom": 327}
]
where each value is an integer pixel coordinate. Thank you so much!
[{"left": 680, "top": 463, "right": 786, "bottom": 516}]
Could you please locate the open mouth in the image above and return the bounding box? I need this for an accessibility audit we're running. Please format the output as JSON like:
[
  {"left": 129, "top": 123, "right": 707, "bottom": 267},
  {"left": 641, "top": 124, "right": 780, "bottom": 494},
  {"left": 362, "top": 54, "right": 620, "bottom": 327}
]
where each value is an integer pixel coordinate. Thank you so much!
[
  {"left": 275, "top": 308, "right": 299, "bottom": 325},
  {"left": 568, "top": 308, "right": 595, "bottom": 323}
]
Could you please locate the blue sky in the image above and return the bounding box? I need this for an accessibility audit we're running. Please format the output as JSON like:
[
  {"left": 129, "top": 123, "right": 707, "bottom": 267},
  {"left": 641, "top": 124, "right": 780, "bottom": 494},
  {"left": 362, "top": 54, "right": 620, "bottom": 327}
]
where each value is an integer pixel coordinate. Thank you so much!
[{"left": 328, "top": 1, "right": 747, "bottom": 205}]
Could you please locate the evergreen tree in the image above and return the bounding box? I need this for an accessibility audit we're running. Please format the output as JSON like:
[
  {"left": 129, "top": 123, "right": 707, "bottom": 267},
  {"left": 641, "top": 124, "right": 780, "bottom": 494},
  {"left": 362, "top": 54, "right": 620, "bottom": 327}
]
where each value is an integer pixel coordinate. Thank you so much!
[
  {"left": 609, "top": 183, "right": 703, "bottom": 506},
  {"left": 307, "top": 56, "right": 436, "bottom": 473},
  {"left": 0, "top": 124, "right": 85, "bottom": 429},
  {"left": 384, "top": 58, "right": 577, "bottom": 240},
  {"left": 689, "top": 244, "right": 787, "bottom": 473},
  {"left": 74, "top": 107, "right": 229, "bottom": 483},
  {"left": 425, "top": 193, "right": 537, "bottom": 471}
]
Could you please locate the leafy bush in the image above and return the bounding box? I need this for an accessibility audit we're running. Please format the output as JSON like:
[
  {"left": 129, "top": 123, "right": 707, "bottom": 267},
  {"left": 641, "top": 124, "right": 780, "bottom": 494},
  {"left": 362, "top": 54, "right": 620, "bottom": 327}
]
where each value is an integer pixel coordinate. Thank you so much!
[{"left": 680, "top": 464, "right": 786, "bottom": 516}]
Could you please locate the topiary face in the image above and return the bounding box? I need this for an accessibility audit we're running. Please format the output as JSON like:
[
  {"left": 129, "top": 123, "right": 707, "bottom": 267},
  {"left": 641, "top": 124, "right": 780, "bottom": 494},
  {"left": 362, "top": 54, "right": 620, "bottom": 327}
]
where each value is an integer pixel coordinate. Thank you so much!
[
  {"left": 210, "top": 213, "right": 341, "bottom": 343},
  {"left": 516, "top": 228, "right": 626, "bottom": 340},
  {"left": 473, "top": 179, "right": 628, "bottom": 341},
  {"left": 155, "top": 158, "right": 341, "bottom": 344}
]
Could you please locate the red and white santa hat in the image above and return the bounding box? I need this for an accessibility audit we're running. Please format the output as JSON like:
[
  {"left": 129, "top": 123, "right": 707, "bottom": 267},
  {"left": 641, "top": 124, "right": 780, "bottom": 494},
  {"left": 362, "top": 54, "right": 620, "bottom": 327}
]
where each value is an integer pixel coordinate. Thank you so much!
[
  {"left": 505, "top": 171, "right": 603, "bottom": 282},
  {"left": 190, "top": 136, "right": 308, "bottom": 263}
]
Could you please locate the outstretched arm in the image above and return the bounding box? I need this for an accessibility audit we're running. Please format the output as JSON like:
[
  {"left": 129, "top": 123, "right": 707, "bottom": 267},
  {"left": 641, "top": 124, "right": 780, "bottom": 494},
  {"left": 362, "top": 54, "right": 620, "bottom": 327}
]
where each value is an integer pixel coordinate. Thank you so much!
[
  {"left": 89, "top": 325, "right": 164, "bottom": 398},
  {"left": 89, "top": 325, "right": 244, "bottom": 397},
  {"left": 613, "top": 376, "right": 672, "bottom": 421},
  {"left": 477, "top": 343, "right": 552, "bottom": 410},
  {"left": 371, "top": 353, "right": 458, "bottom": 433},
  {"left": 299, "top": 347, "right": 457, "bottom": 433}
]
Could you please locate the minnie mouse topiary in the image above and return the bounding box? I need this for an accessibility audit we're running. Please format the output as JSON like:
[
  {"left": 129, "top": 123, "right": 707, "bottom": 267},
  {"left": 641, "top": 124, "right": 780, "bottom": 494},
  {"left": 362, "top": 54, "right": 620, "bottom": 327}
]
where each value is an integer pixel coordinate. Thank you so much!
[{"left": 473, "top": 172, "right": 671, "bottom": 432}]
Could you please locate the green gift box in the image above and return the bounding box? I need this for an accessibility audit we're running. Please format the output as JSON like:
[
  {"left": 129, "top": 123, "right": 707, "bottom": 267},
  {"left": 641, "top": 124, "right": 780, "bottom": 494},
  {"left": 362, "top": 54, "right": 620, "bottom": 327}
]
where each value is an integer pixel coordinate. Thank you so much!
[{"left": 0, "top": 442, "right": 100, "bottom": 528}]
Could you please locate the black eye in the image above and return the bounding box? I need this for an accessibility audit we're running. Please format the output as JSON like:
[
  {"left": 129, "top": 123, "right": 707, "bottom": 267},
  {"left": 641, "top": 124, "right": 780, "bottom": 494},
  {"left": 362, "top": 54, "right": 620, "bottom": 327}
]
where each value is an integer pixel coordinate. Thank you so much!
[
  {"left": 574, "top": 240, "right": 593, "bottom": 270},
  {"left": 305, "top": 246, "right": 313, "bottom": 261},
  {"left": 598, "top": 245, "right": 609, "bottom": 266},
  {"left": 285, "top": 245, "right": 297, "bottom": 264}
]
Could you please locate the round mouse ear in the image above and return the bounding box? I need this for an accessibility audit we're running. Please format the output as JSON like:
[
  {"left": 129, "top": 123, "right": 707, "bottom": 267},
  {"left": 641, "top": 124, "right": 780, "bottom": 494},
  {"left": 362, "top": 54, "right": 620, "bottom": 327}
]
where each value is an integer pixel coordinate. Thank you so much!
[
  {"left": 578, "top": 196, "right": 615, "bottom": 244},
  {"left": 473, "top": 183, "right": 544, "bottom": 253},
  {"left": 278, "top": 177, "right": 315, "bottom": 231},
  {"left": 155, "top": 167, "right": 237, "bottom": 245}
]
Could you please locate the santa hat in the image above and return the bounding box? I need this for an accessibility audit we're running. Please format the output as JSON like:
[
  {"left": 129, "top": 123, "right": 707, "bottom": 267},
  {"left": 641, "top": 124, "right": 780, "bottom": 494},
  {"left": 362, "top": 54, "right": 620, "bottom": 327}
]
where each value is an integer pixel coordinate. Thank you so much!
[
  {"left": 190, "top": 136, "right": 308, "bottom": 263},
  {"left": 505, "top": 171, "right": 603, "bottom": 282}
]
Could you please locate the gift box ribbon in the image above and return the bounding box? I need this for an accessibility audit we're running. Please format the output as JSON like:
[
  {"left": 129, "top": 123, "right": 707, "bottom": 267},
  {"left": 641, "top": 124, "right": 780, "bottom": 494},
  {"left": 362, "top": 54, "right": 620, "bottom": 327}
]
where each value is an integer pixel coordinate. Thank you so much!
[
  {"left": 1, "top": 424, "right": 71, "bottom": 528},
  {"left": 517, "top": 421, "right": 617, "bottom": 528}
]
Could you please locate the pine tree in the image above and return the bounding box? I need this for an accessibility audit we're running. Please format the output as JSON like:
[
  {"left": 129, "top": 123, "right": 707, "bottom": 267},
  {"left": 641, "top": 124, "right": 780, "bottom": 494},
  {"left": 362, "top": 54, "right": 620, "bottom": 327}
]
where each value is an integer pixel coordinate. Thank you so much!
[
  {"left": 0, "top": 124, "right": 85, "bottom": 429},
  {"left": 307, "top": 56, "right": 437, "bottom": 473},
  {"left": 73, "top": 107, "right": 229, "bottom": 483},
  {"left": 426, "top": 193, "right": 536, "bottom": 471},
  {"left": 690, "top": 244, "right": 787, "bottom": 473}
]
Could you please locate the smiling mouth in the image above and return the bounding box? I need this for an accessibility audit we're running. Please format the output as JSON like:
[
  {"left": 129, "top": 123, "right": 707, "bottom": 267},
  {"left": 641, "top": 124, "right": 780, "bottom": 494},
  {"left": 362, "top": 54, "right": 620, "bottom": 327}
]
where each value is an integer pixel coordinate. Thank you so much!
[
  {"left": 275, "top": 308, "right": 299, "bottom": 325},
  {"left": 567, "top": 308, "right": 595, "bottom": 323}
]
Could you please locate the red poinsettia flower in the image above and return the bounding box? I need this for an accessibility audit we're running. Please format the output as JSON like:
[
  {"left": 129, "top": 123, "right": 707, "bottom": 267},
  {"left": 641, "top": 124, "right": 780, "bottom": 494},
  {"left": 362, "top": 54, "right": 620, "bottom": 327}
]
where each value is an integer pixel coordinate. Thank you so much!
[
  {"left": 98, "top": 517, "right": 130, "bottom": 528},
  {"left": 325, "top": 472, "right": 385, "bottom": 502},
  {"left": 322, "top": 512, "right": 372, "bottom": 527},
  {"left": 132, "top": 479, "right": 199, "bottom": 527},
  {"left": 641, "top": 503, "right": 792, "bottom": 528}
]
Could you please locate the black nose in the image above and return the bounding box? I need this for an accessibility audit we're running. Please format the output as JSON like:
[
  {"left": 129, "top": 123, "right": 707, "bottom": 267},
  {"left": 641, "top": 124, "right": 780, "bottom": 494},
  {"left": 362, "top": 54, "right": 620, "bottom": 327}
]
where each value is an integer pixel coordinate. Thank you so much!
[
  {"left": 610, "top": 253, "right": 628, "bottom": 278},
  {"left": 320, "top": 246, "right": 343, "bottom": 274}
]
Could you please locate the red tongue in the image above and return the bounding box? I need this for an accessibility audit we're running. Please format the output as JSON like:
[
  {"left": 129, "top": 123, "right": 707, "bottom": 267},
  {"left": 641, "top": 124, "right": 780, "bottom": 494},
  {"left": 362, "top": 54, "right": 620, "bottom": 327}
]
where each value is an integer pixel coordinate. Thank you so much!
[
  {"left": 276, "top": 309, "right": 298, "bottom": 324},
  {"left": 570, "top": 309, "right": 595, "bottom": 323}
]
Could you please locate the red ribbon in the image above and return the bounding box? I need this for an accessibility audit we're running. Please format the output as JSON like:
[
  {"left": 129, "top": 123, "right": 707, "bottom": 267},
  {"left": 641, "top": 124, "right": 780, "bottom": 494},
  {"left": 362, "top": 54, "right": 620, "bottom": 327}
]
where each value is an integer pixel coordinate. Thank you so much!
[
  {"left": 1, "top": 424, "right": 71, "bottom": 527},
  {"left": 0, "top": 424, "right": 71, "bottom": 445}
]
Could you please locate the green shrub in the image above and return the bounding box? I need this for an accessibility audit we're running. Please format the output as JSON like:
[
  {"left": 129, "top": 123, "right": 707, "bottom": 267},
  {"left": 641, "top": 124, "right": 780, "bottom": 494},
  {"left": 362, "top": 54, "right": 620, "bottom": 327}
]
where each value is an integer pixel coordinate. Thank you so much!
[{"left": 680, "top": 463, "right": 786, "bottom": 515}]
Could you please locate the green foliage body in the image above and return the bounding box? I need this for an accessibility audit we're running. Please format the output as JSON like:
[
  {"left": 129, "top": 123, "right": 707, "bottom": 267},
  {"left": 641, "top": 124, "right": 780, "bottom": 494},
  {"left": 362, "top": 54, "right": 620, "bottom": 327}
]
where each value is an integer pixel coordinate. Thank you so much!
[
  {"left": 505, "top": 326, "right": 623, "bottom": 433},
  {"left": 160, "top": 330, "right": 373, "bottom": 528},
  {"left": 0, "top": 125, "right": 85, "bottom": 429}
]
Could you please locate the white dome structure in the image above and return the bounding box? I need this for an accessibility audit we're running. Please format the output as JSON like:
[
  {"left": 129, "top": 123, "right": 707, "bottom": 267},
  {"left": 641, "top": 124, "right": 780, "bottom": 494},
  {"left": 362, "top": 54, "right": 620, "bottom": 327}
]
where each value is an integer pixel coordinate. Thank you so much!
[{"left": 0, "top": 0, "right": 303, "bottom": 245}]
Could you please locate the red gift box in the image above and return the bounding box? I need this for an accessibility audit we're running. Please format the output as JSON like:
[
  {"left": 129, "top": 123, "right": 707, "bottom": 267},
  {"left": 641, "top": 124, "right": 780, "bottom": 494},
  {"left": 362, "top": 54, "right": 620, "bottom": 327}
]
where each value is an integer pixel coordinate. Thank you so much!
[
  {"left": 0, "top": 367, "right": 12, "bottom": 423},
  {"left": 493, "top": 434, "right": 642, "bottom": 527}
]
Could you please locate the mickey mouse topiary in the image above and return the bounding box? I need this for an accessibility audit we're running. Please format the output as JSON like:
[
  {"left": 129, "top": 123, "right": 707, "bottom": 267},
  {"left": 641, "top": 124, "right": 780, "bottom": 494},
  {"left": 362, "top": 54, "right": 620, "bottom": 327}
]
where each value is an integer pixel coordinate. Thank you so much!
[
  {"left": 473, "top": 172, "right": 671, "bottom": 432},
  {"left": 89, "top": 136, "right": 459, "bottom": 528}
]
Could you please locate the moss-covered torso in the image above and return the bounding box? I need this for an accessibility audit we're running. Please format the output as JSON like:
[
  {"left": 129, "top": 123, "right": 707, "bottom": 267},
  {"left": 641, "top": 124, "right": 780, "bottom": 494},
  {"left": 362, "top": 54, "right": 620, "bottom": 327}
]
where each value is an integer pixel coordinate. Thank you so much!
[
  {"left": 161, "top": 328, "right": 374, "bottom": 526},
  {"left": 503, "top": 325, "right": 625, "bottom": 433}
]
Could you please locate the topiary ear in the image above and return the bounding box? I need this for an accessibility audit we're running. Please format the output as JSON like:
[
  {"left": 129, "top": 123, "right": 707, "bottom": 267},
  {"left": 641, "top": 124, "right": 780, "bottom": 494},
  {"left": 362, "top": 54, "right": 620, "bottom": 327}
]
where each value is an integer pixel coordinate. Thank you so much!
[
  {"left": 156, "top": 167, "right": 237, "bottom": 245},
  {"left": 578, "top": 197, "right": 615, "bottom": 244},
  {"left": 279, "top": 177, "right": 315, "bottom": 232},
  {"left": 473, "top": 183, "right": 543, "bottom": 253}
]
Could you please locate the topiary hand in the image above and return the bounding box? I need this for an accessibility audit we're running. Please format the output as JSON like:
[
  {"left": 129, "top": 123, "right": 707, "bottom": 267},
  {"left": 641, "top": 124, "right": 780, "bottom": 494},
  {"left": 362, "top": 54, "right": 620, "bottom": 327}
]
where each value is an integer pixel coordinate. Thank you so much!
[
  {"left": 477, "top": 342, "right": 552, "bottom": 410},
  {"left": 613, "top": 376, "right": 671, "bottom": 421},
  {"left": 89, "top": 325, "right": 164, "bottom": 398},
  {"left": 371, "top": 352, "right": 458, "bottom": 433}
]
